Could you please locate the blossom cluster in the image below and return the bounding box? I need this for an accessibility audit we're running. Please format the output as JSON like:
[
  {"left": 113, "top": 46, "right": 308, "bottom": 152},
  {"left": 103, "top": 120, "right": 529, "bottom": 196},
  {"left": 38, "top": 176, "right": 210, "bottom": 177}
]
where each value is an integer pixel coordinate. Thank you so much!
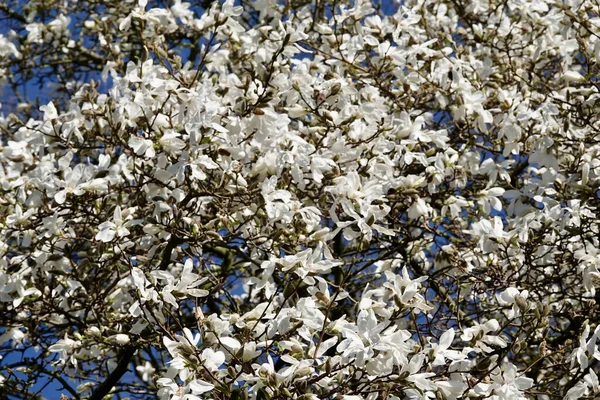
[{"left": 1, "top": 0, "right": 600, "bottom": 399}]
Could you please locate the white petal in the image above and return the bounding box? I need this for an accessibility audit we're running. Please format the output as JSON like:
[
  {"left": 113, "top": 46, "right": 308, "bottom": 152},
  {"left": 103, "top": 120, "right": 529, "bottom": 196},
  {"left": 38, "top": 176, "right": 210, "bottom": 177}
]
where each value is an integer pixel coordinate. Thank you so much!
[{"left": 189, "top": 379, "right": 214, "bottom": 394}]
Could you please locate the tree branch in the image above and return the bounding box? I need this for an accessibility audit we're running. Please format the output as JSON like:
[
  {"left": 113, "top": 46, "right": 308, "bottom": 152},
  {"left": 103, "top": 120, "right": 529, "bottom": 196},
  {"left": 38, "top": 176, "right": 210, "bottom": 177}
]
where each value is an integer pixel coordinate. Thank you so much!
[
  {"left": 0, "top": 3, "right": 27, "bottom": 24},
  {"left": 88, "top": 345, "right": 136, "bottom": 400}
]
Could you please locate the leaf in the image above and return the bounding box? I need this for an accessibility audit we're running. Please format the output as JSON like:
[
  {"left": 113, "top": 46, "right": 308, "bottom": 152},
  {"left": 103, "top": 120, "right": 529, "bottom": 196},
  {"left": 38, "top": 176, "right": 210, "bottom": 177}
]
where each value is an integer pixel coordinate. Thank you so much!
[{"left": 256, "top": 388, "right": 271, "bottom": 400}]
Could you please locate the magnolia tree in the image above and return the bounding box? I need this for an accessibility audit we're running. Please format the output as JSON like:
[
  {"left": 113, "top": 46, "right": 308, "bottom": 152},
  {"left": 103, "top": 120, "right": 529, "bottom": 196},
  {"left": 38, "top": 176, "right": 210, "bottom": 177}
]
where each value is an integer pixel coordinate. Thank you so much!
[{"left": 1, "top": 0, "right": 600, "bottom": 399}]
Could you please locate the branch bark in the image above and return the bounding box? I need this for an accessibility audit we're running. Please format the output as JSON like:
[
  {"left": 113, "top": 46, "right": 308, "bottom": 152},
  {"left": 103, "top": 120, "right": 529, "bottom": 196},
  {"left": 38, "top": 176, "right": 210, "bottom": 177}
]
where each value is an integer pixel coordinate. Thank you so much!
[
  {"left": 0, "top": 3, "right": 27, "bottom": 24},
  {"left": 88, "top": 345, "right": 136, "bottom": 400}
]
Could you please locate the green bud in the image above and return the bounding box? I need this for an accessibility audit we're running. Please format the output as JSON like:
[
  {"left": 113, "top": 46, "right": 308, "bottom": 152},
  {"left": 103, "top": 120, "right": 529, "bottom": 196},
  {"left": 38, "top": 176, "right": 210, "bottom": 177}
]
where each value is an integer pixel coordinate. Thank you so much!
[
  {"left": 542, "top": 303, "right": 550, "bottom": 317},
  {"left": 329, "top": 82, "right": 341, "bottom": 96},
  {"left": 256, "top": 388, "right": 271, "bottom": 400},
  {"left": 515, "top": 295, "right": 529, "bottom": 313},
  {"left": 513, "top": 340, "right": 521, "bottom": 353},
  {"left": 268, "top": 372, "right": 278, "bottom": 387},
  {"left": 475, "top": 356, "right": 493, "bottom": 372},
  {"left": 231, "top": 388, "right": 247, "bottom": 400}
]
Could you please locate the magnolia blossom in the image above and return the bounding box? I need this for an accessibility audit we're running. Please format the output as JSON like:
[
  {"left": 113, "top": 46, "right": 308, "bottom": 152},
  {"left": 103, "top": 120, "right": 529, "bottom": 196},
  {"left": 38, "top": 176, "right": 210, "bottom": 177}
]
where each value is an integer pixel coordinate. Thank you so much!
[
  {"left": 1, "top": 0, "right": 599, "bottom": 398},
  {"left": 461, "top": 320, "right": 507, "bottom": 353},
  {"left": 429, "top": 328, "right": 464, "bottom": 367},
  {"left": 95, "top": 206, "right": 135, "bottom": 242},
  {"left": 48, "top": 335, "right": 81, "bottom": 366},
  {"left": 472, "top": 362, "right": 533, "bottom": 399}
]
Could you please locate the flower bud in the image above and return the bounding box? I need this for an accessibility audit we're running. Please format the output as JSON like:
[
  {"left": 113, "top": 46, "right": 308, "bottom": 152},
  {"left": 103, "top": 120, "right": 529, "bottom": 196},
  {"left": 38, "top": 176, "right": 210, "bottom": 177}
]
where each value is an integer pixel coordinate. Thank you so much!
[
  {"left": 542, "top": 303, "right": 550, "bottom": 317},
  {"left": 108, "top": 333, "right": 130, "bottom": 345},
  {"left": 513, "top": 339, "right": 521, "bottom": 353},
  {"left": 515, "top": 295, "right": 529, "bottom": 313},
  {"left": 315, "top": 291, "right": 329, "bottom": 305},
  {"left": 329, "top": 82, "right": 341, "bottom": 96},
  {"left": 268, "top": 372, "right": 278, "bottom": 387}
]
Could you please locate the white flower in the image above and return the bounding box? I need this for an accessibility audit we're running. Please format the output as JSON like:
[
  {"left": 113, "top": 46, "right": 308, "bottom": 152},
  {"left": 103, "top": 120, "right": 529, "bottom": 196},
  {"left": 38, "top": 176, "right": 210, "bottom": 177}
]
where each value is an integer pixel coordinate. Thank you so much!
[
  {"left": 136, "top": 361, "right": 156, "bottom": 382},
  {"left": 562, "top": 70, "right": 585, "bottom": 82},
  {"left": 48, "top": 334, "right": 81, "bottom": 366},
  {"left": 95, "top": 206, "right": 135, "bottom": 242},
  {"left": 129, "top": 136, "right": 156, "bottom": 158},
  {"left": 496, "top": 288, "right": 530, "bottom": 318},
  {"left": 429, "top": 328, "right": 464, "bottom": 366},
  {"left": 55, "top": 166, "right": 108, "bottom": 204},
  {"left": 0, "top": 34, "right": 21, "bottom": 58},
  {"left": 5, "top": 204, "right": 35, "bottom": 228},
  {"left": 407, "top": 198, "right": 431, "bottom": 220},
  {"left": 0, "top": 328, "right": 26, "bottom": 347},
  {"left": 473, "top": 363, "right": 533, "bottom": 399},
  {"left": 159, "top": 131, "right": 186, "bottom": 155},
  {"left": 461, "top": 320, "right": 507, "bottom": 353},
  {"left": 477, "top": 187, "right": 505, "bottom": 214},
  {"left": 152, "top": 259, "right": 209, "bottom": 307},
  {"left": 200, "top": 348, "right": 225, "bottom": 371},
  {"left": 189, "top": 379, "right": 214, "bottom": 395},
  {"left": 464, "top": 216, "right": 508, "bottom": 253},
  {"left": 107, "top": 333, "right": 130, "bottom": 345},
  {"left": 383, "top": 268, "right": 431, "bottom": 312}
]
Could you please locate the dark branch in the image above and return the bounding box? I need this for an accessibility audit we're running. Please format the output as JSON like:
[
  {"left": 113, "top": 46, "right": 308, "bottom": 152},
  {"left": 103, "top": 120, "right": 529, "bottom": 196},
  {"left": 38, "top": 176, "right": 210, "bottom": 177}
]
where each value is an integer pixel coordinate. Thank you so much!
[{"left": 88, "top": 345, "right": 136, "bottom": 400}]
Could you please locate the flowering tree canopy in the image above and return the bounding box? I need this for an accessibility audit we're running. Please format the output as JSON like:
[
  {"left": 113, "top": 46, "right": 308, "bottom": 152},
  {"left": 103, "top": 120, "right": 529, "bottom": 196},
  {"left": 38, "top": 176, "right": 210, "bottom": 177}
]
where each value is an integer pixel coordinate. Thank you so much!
[{"left": 1, "top": 0, "right": 600, "bottom": 399}]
